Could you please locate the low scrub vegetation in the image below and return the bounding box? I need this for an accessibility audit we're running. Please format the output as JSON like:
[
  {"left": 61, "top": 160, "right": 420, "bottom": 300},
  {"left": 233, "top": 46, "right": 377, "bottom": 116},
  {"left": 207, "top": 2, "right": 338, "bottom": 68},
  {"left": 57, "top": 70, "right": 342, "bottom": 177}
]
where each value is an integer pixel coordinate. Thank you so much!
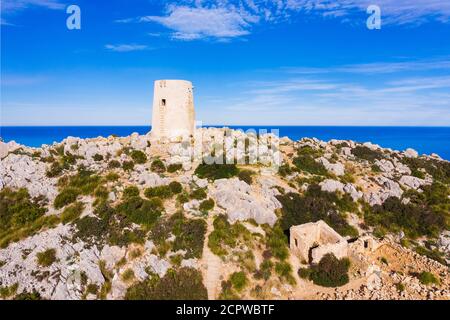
[
  {"left": 300, "top": 253, "right": 350, "bottom": 287},
  {"left": 73, "top": 202, "right": 146, "bottom": 248},
  {"left": 0, "top": 188, "right": 56, "bottom": 248},
  {"left": 293, "top": 146, "right": 328, "bottom": 176},
  {"left": 199, "top": 198, "right": 215, "bottom": 213},
  {"left": 130, "top": 150, "right": 147, "bottom": 164},
  {"left": 229, "top": 271, "right": 247, "bottom": 292},
  {"left": 194, "top": 163, "right": 239, "bottom": 181},
  {"left": 54, "top": 168, "right": 102, "bottom": 209},
  {"left": 277, "top": 184, "right": 359, "bottom": 238},
  {"left": 208, "top": 215, "right": 251, "bottom": 256},
  {"left": 167, "top": 163, "right": 182, "bottom": 173},
  {"left": 150, "top": 211, "right": 206, "bottom": 259},
  {"left": 418, "top": 271, "right": 440, "bottom": 286},
  {"left": 151, "top": 159, "right": 166, "bottom": 173},
  {"left": 125, "top": 268, "right": 208, "bottom": 300},
  {"left": 352, "top": 146, "right": 385, "bottom": 162},
  {"left": 238, "top": 169, "right": 255, "bottom": 185},
  {"left": 36, "top": 248, "right": 57, "bottom": 267},
  {"left": 60, "top": 202, "right": 84, "bottom": 224},
  {"left": 364, "top": 182, "right": 448, "bottom": 239}
]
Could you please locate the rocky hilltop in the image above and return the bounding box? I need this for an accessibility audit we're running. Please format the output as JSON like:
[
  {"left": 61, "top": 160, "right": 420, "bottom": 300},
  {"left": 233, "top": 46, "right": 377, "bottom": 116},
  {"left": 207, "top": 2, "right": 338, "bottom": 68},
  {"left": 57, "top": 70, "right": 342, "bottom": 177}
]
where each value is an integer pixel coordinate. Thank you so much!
[{"left": 0, "top": 128, "right": 448, "bottom": 300}]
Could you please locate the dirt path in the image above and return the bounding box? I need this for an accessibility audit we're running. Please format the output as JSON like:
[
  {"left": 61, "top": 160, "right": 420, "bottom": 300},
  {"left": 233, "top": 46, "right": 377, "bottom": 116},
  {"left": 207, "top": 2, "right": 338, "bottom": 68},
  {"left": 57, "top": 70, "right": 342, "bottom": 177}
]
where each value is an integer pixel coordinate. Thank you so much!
[{"left": 200, "top": 216, "right": 222, "bottom": 300}]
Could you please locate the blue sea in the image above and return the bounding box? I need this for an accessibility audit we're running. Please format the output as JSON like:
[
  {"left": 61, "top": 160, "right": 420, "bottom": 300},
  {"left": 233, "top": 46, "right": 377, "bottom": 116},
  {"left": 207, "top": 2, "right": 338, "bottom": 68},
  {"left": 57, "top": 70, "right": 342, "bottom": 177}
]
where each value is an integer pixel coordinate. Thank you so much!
[{"left": 0, "top": 126, "right": 449, "bottom": 160}]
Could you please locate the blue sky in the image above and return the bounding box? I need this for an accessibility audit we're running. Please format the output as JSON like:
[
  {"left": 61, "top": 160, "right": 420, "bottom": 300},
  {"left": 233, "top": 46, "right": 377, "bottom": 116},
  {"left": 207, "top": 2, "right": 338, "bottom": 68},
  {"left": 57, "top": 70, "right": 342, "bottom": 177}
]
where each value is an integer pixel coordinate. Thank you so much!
[{"left": 1, "top": 0, "right": 450, "bottom": 126}]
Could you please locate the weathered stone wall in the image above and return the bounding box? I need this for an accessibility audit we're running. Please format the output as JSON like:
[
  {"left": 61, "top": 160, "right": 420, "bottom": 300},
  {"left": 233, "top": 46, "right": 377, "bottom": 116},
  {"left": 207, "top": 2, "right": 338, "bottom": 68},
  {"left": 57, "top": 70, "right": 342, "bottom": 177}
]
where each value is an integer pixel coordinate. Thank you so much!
[{"left": 290, "top": 220, "right": 348, "bottom": 264}]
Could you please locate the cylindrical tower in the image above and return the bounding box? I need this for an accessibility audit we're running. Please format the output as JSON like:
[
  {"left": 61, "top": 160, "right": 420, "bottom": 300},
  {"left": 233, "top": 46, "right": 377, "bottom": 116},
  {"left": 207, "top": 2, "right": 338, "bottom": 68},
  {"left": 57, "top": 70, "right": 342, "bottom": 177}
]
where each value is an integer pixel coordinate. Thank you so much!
[{"left": 150, "top": 80, "right": 195, "bottom": 140}]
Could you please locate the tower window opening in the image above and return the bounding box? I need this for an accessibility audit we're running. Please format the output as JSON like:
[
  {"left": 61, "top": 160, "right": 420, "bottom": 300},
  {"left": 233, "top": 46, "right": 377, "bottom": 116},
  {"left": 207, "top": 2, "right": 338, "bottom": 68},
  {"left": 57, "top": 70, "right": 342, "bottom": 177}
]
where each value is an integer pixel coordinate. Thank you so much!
[{"left": 161, "top": 99, "right": 166, "bottom": 106}]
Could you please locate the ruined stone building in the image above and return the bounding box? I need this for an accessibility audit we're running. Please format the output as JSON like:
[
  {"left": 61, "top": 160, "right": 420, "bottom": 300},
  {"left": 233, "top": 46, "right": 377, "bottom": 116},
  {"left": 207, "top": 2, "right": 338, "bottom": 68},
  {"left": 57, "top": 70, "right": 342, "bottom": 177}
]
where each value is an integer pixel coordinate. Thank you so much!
[
  {"left": 290, "top": 220, "right": 349, "bottom": 264},
  {"left": 150, "top": 80, "right": 195, "bottom": 141}
]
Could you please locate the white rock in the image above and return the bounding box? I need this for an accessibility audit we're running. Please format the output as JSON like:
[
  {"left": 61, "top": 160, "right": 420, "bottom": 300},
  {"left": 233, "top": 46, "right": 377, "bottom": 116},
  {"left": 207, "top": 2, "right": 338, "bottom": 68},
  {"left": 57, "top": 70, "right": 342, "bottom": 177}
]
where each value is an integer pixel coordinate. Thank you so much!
[
  {"left": 211, "top": 178, "right": 278, "bottom": 226},
  {"left": 399, "top": 175, "right": 428, "bottom": 190},
  {"left": 318, "top": 157, "right": 345, "bottom": 176},
  {"left": 404, "top": 148, "right": 418, "bottom": 158},
  {"left": 319, "top": 179, "right": 345, "bottom": 193}
]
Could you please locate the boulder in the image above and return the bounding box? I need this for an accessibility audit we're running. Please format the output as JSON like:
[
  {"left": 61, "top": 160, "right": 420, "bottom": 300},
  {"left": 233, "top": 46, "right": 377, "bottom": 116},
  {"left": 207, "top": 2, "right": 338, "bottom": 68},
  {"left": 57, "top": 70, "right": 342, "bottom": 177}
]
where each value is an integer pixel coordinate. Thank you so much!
[
  {"left": 404, "top": 148, "right": 418, "bottom": 158},
  {"left": 211, "top": 178, "right": 278, "bottom": 226},
  {"left": 318, "top": 157, "right": 345, "bottom": 176},
  {"left": 319, "top": 179, "right": 345, "bottom": 193},
  {"left": 399, "top": 175, "right": 428, "bottom": 190}
]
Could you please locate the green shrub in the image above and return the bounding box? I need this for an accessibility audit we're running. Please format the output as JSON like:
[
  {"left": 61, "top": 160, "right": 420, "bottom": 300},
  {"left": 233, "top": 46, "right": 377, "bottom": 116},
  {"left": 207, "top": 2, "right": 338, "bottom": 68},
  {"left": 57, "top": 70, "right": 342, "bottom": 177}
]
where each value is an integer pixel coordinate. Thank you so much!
[
  {"left": 121, "top": 269, "right": 135, "bottom": 282},
  {"left": 365, "top": 184, "right": 448, "bottom": 239},
  {"left": 418, "top": 272, "right": 440, "bottom": 286},
  {"left": 117, "top": 196, "right": 163, "bottom": 227},
  {"left": 13, "top": 290, "right": 42, "bottom": 300},
  {"left": 401, "top": 157, "right": 449, "bottom": 184},
  {"left": 151, "top": 159, "right": 166, "bottom": 173},
  {"left": 150, "top": 212, "right": 206, "bottom": 259},
  {"left": 194, "top": 163, "right": 239, "bottom": 181},
  {"left": 130, "top": 150, "right": 147, "bottom": 164},
  {"left": 168, "top": 181, "right": 183, "bottom": 194},
  {"left": 414, "top": 245, "right": 447, "bottom": 265},
  {"left": 73, "top": 203, "right": 145, "bottom": 248},
  {"left": 278, "top": 164, "right": 293, "bottom": 177},
  {"left": 0, "top": 215, "right": 60, "bottom": 249},
  {"left": 352, "top": 146, "right": 384, "bottom": 162},
  {"left": 238, "top": 169, "right": 255, "bottom": 185},
  {"left": 86, "top": 284, "right": 99, "bottom": 295},
  {"left": 176, "top": 193, "right": 189, "bottom": 204},
  {"left": 105, "top": 172, "right": 120, "bottom": 182},
  {"left": 171, "top": 213, "right": 207, "bottom": 259},
  {"left": 208, "top": 215, "right": 250, "bottom": 256},
  {"left": 219, "top": 280, "right": 240, "bottom": 300},
  {"left": 93, "top": 154, "right": 104, "bottom": 162},
  {"left": 123, "top": 186, "right": 140, "bottom": 199},
  {"left": 277, "top": 185, "right": 359, "bottom": 238},
  {"left": 275, "top": 261, "right": 296, "bottom": 285},
  {"left": 230, "top": 271, "right": 247, "bottom": 292},
  {"left": 396, "top": 282, "right": 405, "bottom": 292},
  {"left": 61, "top": 202, "right": 84, "bottom": 224},
  {"left": 199, "top": 198, "right": 215, "bottom": 212},
  {"left": 108, "top": 160, "right": 121, "bottom": 169},
  {"left": 0, "top": 283, "right": 18, "bottom": 299},
  {"left": 125, "top": 268, "right": 208, "bottom": 300},
  {"left": 309, "top": 254, "right": 350, "bottom": 287},
  {"left": 167, "top": 163, "right": 182, "bottom": 173},
  {"left": 190, "top": 188, "right": 207, "bottom": 200},
  {"left": 46, "top": 162, "right": 64, "bottom": 178},
  {"left": 255, "top": 259, "right": 273, "bottom": 281},
  {"left": 0, "top": 188, "right": 47, "bottom": 233},
  {"left": 122, "top": 161, "right": 134, "bottom": 171},
  {"left": 298, "top": 268, "right": 312, "bottom": 279},
  {"left": 54, "top": 187, "right": 79, "bottom": 209},
  {"left": 144, "top": 185, "right": 173, "bottom": 199},
  {"left": 265, "top": 225, "right": 289, "bottom": 261},
  {"left": 293, "top": 146, "right": 328, "bottom": 176},
  {"left": 36, "top": 248, "right": 57, "bottom": 267}
]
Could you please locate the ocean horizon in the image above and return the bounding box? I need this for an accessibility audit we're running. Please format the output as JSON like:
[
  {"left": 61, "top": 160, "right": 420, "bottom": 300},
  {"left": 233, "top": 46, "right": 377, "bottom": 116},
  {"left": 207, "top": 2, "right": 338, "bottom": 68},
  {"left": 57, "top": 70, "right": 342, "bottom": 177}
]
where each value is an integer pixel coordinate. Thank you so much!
[{"left": 1, "top": 126, "right": 449, "bottom": 160}]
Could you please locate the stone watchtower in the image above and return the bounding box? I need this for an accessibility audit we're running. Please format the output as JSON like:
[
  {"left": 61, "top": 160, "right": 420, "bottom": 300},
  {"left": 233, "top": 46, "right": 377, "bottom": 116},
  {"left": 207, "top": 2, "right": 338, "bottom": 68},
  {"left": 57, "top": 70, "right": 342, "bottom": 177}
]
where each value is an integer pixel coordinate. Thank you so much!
[{"left": 150, "top": 80, "right": 195, "bottom": 141}]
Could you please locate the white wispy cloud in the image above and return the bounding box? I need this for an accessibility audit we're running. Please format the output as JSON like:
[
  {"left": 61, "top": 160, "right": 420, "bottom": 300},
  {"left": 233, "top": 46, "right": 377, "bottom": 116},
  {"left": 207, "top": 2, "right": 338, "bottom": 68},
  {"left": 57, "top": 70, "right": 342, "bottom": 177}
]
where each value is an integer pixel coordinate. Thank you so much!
[
  {"left": 120, "top": 0, "right": 450, "bottom": 41},
  {"left": 286, "top": 57, "right": 450, "bottom": 75},
  {"left": 203, "top": 57, "right": 450, "bottom": 126},
  {"left": 1, "top": 0, "right": 64, "bottom": 13},
  {"left": 1, "top": 0, "right": 65, "bottom": 25},
  {"left": 138, "top": 5, "right": 258, "bottom": 40},
  {"left": 104, "top": 44, "right": 149, "bottom": 52}
]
